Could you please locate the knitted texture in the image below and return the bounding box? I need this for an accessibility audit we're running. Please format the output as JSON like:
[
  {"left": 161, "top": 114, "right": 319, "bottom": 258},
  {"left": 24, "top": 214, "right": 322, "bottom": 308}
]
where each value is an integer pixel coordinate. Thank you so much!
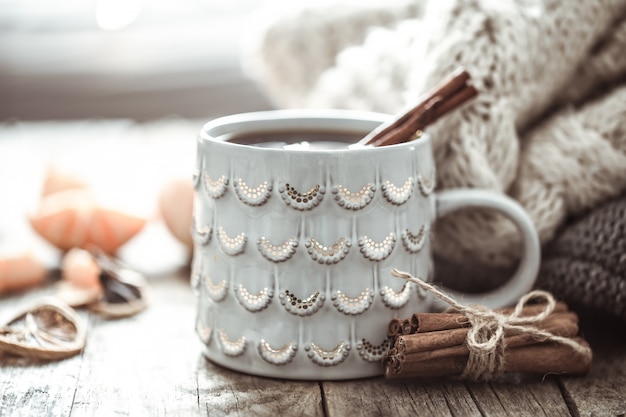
[
  {"left": 537, "top": 193, "right": 626, "bottom": 321},
  {"left": 243, "top": 0, "right": 424, "bottom": 109},
  {"left": 246, "top": 0, "right": 626, "bottom": 268}
]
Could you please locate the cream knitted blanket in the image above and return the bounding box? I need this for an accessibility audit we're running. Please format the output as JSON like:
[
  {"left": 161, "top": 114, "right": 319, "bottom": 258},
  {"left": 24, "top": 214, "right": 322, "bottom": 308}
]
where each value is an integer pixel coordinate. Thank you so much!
[{"left": 246, "top": 0, "right": 626, "bottom": 268}]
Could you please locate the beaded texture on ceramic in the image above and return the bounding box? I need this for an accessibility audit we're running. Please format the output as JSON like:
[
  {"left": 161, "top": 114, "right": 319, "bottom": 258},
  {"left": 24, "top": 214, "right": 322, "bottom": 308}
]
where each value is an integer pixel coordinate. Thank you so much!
[
  {"left": 358, "top": 233, "right": 396, "bottom": 261},
  {"left": 216, "top": 227, "right": 247, "bottom": 256},
  {"left": 233, "top": 178, "right": 273, "bottom": 206},
  {"left": 331, "top": 288, "right": 374, "bottom": 315},
  {"left": 279, "top": 183, "right": 326, "bottom": 211},
  {"left": 356, "top": 338, "right": 390, "bottom": 362},
  {"left": 217, "top": 329, "right": 247, "bottom": 357},
  {"left": 401, "top": 225, "right": 428, "bottom": 253},
  {"left": 205, "top": 274, "right": 228, "bottom": 302},
  {"left": 381, "top": 178, "right": 414, "bottom": 205},
  {"left": 234, "top": 284, "right": 274, "bottom": 312},
  {"left": 203, "top": 173, "right": 228, "bottom": 199},
  {"left": 304, "top": 342, "right": 351, "bottom": 367},
  {"left": 257, "top": 236, "right": 299, "bottom": 263},
  {"left": 305, "top": 237, "right": 352, "bottom": 264},
  {"left": 332, "top": 183, "right": 376, "bottom": 210},
  {"left": 196, "top": 318, "right": 212, "bottom": 345},
  {"left": 257, "top": 340, "right": 299, "bottom": 366},
  {"left": 417, "top": 172, "right": 435, "bottom": 197},
  {"left": 193, "top": 223, "right": 212, "bottom": 246},
  {"left": 279, "top": 290, "right": 326, "bottom": 316},
  {"left": 380, "top": 282, "right": 413, "bottom": 309},
  {"left": 197, "top": 164, "right": 435, "bottom": 369}
]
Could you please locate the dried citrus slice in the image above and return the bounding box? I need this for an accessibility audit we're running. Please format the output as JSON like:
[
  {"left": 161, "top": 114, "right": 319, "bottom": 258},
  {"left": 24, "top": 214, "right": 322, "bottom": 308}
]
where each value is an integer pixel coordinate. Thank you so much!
[{"left": 0, "top": 297, "right": 86, "bottom": 361}]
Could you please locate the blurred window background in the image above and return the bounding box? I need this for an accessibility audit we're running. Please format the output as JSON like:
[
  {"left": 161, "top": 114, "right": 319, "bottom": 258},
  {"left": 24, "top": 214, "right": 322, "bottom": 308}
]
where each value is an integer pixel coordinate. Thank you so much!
[{"left": 0, "top": 0, "right": 273, "bottom": 121}]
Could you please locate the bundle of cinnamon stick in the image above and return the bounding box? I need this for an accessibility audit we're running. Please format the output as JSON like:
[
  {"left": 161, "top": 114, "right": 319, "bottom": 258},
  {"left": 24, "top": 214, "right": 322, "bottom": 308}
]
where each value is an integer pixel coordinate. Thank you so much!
[{"left": 383, "top": 301, "right": 592, "bottom": 380}]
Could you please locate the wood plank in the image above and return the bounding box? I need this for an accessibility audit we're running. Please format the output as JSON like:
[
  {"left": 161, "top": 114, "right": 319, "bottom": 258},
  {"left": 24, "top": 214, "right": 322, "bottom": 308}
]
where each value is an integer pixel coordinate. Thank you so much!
[
  {"left": 421, "top": 381, "right": 484, "bottom": 417},
  {"left": 196, "top": 358, "right": 324, "bottom": 417},
  {"left": 68, "top": 272, "right": 201, "bottom": 416},
  {"left": 0, "top": 352, "right": 82, "bottom": 417},
  {"left": 323, "top": 374, "right": 571, "bottom": 417},
  {"left": 558, "top": 315, "right": 626, "bottom": 417},
  {"left": 323, "top": 377, "right": 482, "bottom": 417},
  {"left": 467, "top": 377, "right": 571, "bottom": 416},
  {"left": 526, "top": 380, "right": 576, "bottom": 416}
]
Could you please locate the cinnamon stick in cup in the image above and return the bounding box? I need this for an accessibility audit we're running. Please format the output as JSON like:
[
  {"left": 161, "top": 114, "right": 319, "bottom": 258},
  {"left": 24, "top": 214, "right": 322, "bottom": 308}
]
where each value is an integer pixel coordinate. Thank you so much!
[{"left": 356, "top": 67, "right": 478, "bottom": 148}]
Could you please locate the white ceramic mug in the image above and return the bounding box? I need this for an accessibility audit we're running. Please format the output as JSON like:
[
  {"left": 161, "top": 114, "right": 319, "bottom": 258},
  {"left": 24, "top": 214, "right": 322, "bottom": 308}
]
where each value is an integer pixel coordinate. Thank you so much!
[{"left": 192, "top": 109, "right": 540, "bottom": 380}]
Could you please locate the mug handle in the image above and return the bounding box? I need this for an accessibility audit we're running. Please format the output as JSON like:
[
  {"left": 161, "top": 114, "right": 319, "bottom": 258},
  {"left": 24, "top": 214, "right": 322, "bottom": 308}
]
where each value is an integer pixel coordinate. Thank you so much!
[{"left": 433, "top": 189, "right": 540, "bottom": 309}]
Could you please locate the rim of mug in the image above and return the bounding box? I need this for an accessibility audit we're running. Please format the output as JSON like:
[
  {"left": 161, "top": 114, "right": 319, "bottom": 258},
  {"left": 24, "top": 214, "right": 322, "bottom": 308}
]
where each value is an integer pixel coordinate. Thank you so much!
[{"left": 199, "top": 109, "right": 431, "bottom": 154}]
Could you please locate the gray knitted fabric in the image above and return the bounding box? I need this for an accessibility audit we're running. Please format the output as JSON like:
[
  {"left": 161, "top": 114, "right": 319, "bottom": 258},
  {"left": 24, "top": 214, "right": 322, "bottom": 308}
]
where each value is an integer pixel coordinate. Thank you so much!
[{"left": 537, "top": 193, "right": 626, "bottom": 321}]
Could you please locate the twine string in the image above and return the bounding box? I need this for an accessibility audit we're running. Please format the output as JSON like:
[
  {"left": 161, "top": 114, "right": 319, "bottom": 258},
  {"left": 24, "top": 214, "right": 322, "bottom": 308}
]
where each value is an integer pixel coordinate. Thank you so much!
[{"left": 391, "top": 269, "right": 592, "bottom": 381}]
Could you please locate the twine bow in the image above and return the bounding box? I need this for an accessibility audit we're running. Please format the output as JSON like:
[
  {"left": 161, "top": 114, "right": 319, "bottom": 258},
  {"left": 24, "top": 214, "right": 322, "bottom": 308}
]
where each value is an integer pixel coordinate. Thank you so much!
[{"left": 391, "top": 269, "right": 592, "bottom": 381}]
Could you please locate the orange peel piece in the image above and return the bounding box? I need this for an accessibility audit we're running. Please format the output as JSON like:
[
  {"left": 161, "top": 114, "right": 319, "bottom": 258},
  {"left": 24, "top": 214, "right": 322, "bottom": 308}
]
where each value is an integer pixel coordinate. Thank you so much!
[
  {"left": 158, "top": 178, "right": 194, "bottom": 248},
  {"left": 0, "top": 253, "right": 47, "bottom": 294},
  {"left": 41, "top": 168, "right": 87, "bottom": 197},
  {"left": 30, "top": 189, "right": 146, "bottom": 254},
  {"left": 61, "top": 248, "right": 101, "bottom": 289}
]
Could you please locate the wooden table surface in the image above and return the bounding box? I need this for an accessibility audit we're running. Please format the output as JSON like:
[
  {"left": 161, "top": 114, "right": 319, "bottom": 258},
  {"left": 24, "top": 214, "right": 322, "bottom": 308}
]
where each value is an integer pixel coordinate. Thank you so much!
[
  {"left": 1, "top": 120, "right": 625, "bottom": 417},
  {"left": 2, "top": 268, "right": 626, "bottom": 417}
]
